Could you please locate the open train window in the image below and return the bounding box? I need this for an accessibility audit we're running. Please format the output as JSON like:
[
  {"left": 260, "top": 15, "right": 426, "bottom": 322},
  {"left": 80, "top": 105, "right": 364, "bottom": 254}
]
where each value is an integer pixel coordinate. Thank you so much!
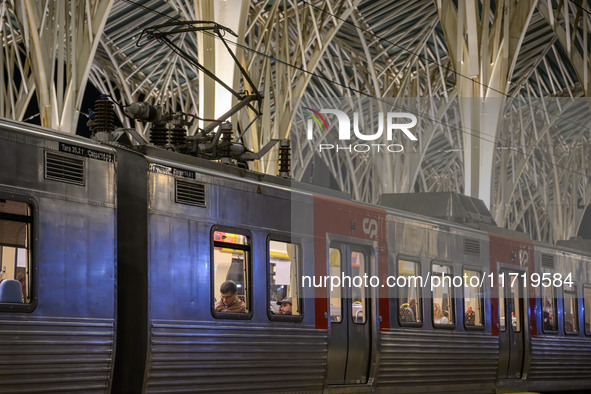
[
  {"left": 541, "top": 279, "right": 557, "bottom": 333},
  {"left": 463, "top": 269, "right": 484, "bottom": 329},
  {"left": 0, "top": 198, "right": 34, "bottom": 312},
  {"left": 584, "top": 285, "right": 591, "bottom": 336},
  {"left": 397, "top": 258, "right": 422, "bottom": 327},
  {"left": 563, "top": 284, "right": 578, "bottom": 334},
  {"left": 211, "top": 227, "right": 251, "bottom": 319},
  {"left": 432, "top": 263, "right": 454, "bottom": 328},
  {"left": 268, "top": 238, "right": 302, "bottom": 321}
]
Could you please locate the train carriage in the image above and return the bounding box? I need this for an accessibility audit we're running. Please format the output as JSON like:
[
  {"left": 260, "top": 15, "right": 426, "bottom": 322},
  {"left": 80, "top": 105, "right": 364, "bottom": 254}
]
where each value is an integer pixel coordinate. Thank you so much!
[
  {"left": 114, "top": 146, "right": 327, "bottom": 393},
  {"left": 526, "top": 243, "right": 591, "bottom": 392},
  {"left": 375, "top": 202, "right": 498, "bottom": 393},
  {"left": 0, "top": 120, "right": 117, "bottom": 393},
  {"left": 1, "top": 117, "right": 591, "bottom": 393}
]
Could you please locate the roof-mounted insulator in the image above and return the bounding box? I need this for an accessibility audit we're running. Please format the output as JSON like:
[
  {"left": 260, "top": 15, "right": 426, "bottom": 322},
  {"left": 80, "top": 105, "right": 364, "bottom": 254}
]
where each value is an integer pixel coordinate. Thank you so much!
[
  {"left": 278, "top": 139, "right": 290, "bottom": 178},
  {"left": 170, "top": 113, "right": 187, "bottom": 146},
  {"left": 94, "top": 95, "right": 115, "bottom": 135},
  {"left": 150, "top": 122, "right": 169, "bottom": 146},
  {"left": 219, "top": 122, "right": 233, "bottom": 164}
]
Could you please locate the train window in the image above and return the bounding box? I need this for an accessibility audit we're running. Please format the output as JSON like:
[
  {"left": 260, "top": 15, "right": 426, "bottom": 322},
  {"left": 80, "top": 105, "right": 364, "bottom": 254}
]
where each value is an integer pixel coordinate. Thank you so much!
[
  {"left": 499, "top": 285, "right": 506, "bottom": 331},
  {"left": 0, "top": 200, "right": 32, "bottom": 306},
  {"left": 397, "top": 258, "right": 422, "bottom": 326},
  {"left": 329, "top": 247, "right": 342, "bottom": 323},
  {"left": 432, "top": 263, "right": 454, "bottom": 327},
  {"left": 351, "top": 251, "right": 366, "bottom": 324},
  {"left": 584, "top": 285, "right": 591, "bottom": 335},
  {"left": 463, "top": 269, "right": 484, "bottom": 328},
  {"left": 211, "top": 229, "right": 250, "bottom": 317},
  {"left": 541, "top": 284, "right": 557, "bottom": 333},
  {"left": 268, "top": 239, "right": 301, "bottom": 319},
  {"left": 563, "top": 284, "right": 578, "bottom": 334},
  {"left": 508, "top": 276, "right": 521, "bottom": 332}
]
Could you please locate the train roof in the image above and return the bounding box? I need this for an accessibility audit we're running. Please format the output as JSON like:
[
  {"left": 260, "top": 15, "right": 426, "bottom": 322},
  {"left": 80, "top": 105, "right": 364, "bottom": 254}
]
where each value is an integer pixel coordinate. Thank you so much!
[
  {"left": 4, "top": 117, "right": 590, "bottom": 257},
  {"left": 128, "top": 144, "right": 353, "bottom": 201},
  {"left": 0, "top": 118, "right": 116, "bottom": 154}
]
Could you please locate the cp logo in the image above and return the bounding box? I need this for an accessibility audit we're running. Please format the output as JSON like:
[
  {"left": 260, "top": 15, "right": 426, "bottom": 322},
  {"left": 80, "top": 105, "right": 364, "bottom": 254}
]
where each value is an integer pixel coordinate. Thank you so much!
[{"left": 362, "top": 218, "right": 378, "bottom": 239}]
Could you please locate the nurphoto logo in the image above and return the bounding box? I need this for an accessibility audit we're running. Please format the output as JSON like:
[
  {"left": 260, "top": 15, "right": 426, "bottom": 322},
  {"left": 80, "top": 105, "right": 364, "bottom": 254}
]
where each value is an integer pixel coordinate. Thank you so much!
[{"left": 305, "top": 107, "right": 418, "bottom": 153}]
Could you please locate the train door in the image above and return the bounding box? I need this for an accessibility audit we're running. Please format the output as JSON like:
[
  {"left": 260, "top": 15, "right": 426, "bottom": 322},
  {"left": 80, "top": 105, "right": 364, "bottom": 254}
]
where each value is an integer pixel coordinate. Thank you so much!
[
  {"left": 326, "top": 242, "right": 371, "bottom": 385},
  {"left": 498, "top": 268, "right": 525, "bottom": 379}
]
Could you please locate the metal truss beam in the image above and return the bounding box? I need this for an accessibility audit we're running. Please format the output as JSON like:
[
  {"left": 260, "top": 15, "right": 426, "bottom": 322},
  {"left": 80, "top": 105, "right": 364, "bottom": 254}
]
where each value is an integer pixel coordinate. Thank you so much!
[{"left": 537, "top": 0, "right": 591, "bottom": 96}]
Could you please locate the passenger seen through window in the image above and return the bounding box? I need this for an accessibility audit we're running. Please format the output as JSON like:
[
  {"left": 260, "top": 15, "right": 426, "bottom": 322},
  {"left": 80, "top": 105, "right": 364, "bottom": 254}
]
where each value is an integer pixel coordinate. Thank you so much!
[
  {"left": 463, "top": 269, "right": 484, "bottom": 327},
  {"left": 398, "top": 259, "right": 421, "bottom": 324},
  {"left": 212, "top": 230, "right": 250, "bottom": 314},
  {"left": 432, "top": 263, "right": 454, "bottom": 326},
  {"left": 269, "top": 240, "right": 301, "bottom": 316},
  {"left": 542, "top": 279, "right": 557, "bottom": 332},
  {"left": 215, "top": 280, "right": 246, "bottom": 313},
  {"left": 0, "top": 200, "right": 31, "bottom": 304}
]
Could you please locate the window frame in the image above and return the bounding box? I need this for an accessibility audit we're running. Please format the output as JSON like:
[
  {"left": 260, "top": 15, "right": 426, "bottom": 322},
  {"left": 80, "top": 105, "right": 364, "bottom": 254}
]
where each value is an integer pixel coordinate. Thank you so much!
[
  {"left": 0, "top": 193, "right": 37, "bottom": 313},
  {"left": 350, "top": 248, "right": 368, "bottom": 325},
  {"left": 266, "top": 234, "right": 303, "bottom": 323},
  {"left": 210, "top": 225, "right": 253, "bottom": 320},
  {"left": 499, "top": 279, "right": 507, "bottom": 332},
  {"left": 541, "top": 281, "right": 558, "bottom": 335},
  {"left": 462, "top": 266, "right": 485, "bottom": 331},
  {"left": 562, "top": 284, "right": 579, "bottom": 336},
  {"left": 506, "top": 272, "right": 523, "bottom": 334},
  {"left": 431, "top": 261, "right": 456, "bottom": 329},
  {"left": 328, "top": 244, "right": 343, "bottom": 324},
  {"left": 584, "top": 284, "right": 591, "bottom": 336},
  {"left": 396, "top": 256, "right": 423, "bottom": 328}
]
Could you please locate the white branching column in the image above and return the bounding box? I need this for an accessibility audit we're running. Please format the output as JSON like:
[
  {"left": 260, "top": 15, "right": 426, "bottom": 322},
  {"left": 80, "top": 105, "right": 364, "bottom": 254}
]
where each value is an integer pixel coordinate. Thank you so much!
[
  {"left": 242, "top": 0, "right": 361, "bottom": 175},
  {"left": 436, "top": 0, "right": 537, "bottom": 208},
  {"left": 194, "top": 0, "right": 247, "bottom": 128},
  {"left": 0, "top": 3, "right": 36, "bottom": 121},
  {"left": 11, "top": 0, "right": 113, "bottom": 131}
]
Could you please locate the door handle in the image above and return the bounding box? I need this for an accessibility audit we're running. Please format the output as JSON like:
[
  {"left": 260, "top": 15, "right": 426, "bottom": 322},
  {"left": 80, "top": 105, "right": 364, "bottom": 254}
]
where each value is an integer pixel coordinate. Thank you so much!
[{"left": 324, "top": 312, "right": 328, "bottom": 319}]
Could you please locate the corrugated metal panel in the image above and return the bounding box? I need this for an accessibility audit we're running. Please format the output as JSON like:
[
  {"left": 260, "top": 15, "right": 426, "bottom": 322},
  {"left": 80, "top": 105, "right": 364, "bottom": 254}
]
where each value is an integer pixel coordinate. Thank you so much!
[
  {"left": 0, "top": 317, "right": 115, "bottom": 393},
  {"left": 175, "top": 180, "right": 206, "bottom": 208},
  {"left": 44, "top": 151, "right": 85, "bottom": 186},
  {"left": 376, "top": 330, "right": 498, "bottom": 391},
  {"left": 145, "top": 322, "right": 327, "bottom": 393},
  {"left": 464, "top": 237, "right": 481, "bottom": 255},
  {"left": 529, "top": 337, "right": 591, "bottom": 379},
  {"left": 541, "top": 253, "right": 555, "bottom": 269}
]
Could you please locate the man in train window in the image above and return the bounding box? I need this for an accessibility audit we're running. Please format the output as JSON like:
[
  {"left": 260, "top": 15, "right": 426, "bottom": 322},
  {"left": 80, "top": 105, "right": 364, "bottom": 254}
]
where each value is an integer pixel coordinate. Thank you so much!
[
  {"left": 215, "top": 280, "right": 246, "bottom": 313},
  {"left": 277, "top": 297, "right": 292, "bottom": 315}
]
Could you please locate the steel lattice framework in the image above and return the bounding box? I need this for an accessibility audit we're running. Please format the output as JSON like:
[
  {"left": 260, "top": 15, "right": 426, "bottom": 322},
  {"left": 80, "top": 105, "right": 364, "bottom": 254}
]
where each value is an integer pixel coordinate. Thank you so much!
[{"left": 0, "top": 0, "right": 590, "bottom": 243}]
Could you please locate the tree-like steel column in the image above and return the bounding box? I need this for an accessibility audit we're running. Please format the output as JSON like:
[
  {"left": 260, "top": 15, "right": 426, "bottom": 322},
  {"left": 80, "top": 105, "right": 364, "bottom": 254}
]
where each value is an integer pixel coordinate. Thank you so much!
[
  {"left": 12, "top": 0, "right": 113, "bottom": 131},
  {"left": 435, "top": 0, "right": 537, "bottom": 208}
]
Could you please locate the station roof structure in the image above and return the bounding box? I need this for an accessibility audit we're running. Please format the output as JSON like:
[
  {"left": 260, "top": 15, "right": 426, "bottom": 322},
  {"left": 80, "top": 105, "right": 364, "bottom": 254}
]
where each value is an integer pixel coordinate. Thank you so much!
[{"left": 1, "top": 0, "right": 590, "bottom": 243}]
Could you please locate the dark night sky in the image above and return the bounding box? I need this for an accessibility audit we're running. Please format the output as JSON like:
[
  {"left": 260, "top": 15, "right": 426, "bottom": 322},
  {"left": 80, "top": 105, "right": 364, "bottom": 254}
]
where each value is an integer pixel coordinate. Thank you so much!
[{"left": 23, "top": 82, "right": 121, "bottom": 138}]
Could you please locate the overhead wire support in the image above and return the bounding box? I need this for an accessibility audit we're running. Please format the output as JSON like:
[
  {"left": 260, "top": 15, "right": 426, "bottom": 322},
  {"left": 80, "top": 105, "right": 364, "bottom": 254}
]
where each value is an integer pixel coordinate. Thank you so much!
[{"left": 136, "top": 20, "right": 263, "bottom": 124}]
